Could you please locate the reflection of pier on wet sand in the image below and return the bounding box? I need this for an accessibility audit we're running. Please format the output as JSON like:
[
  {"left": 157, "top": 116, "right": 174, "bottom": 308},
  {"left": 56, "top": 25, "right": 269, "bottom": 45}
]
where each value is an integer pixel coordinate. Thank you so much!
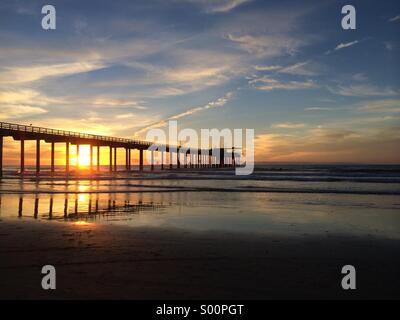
[{"left": 3, "top": 193, "right": 166, "bottom": 221}]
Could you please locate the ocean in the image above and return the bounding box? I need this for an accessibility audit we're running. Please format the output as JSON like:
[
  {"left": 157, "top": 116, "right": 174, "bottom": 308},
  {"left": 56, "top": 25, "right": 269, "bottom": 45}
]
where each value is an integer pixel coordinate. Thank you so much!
[{"left": 0, "top": 164, "right": 399, "bottom": 239}]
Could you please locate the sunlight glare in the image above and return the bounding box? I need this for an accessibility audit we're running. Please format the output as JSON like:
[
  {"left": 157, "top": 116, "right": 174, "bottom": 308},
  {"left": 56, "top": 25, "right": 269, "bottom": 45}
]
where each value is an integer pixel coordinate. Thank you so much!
[{"left": 74, "top": 145, "right": 91, "bottom": 167}]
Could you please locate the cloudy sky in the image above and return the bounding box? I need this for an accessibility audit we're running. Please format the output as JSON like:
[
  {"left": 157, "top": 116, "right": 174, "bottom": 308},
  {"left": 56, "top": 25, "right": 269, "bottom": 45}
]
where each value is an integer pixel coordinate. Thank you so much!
[{"left": 0, "top": 0, "right": 399, "bottom": 163}]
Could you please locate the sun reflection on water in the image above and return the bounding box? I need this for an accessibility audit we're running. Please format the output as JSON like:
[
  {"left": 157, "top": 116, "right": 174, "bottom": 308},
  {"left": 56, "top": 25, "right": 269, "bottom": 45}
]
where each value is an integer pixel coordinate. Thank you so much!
[{"left": 74, "top": 221, "right": 91, "bottom": 226}]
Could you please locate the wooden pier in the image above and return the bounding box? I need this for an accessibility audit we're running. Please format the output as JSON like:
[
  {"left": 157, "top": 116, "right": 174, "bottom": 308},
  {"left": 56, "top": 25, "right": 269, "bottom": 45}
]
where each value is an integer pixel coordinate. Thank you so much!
[{"left": 0, "top": 121, "right": 239, "bottom": 176}]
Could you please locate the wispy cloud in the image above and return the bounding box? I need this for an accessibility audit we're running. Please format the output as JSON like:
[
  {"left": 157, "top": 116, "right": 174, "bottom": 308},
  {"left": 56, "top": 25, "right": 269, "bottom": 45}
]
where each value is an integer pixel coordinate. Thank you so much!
[
  {"left": 89, "top": 97, "right": 146, "bottom": 109},
  {"left": 157, "top": 64, "right": 237, "bottom": 91},
  {"left": 334, "top": 40, "right": 359, "bottom": 51},
  {"left": 0, "top": 62, "right": 106, "bottom": 84},
  {"left": 329, "top": 84, "right": 399, "bottom": 97},
  {"left": 352, "top": 73, "right": 368, "bottom": 82},
  {"left": 254, "top": 65, "right": 282, "bottom": 71},
  {"left": 250, "top": 76, "right": 317, "bottom": 91},
  {"left": 91, "top": 49, "right": 245, "bottom": 97},
  {"left": 134, "top": 91, "right": 234, "bottom": 136},
  {"left": 304, "top": 107, "right": 333, "bottom": 111},
  {"left": 227, "top": 34, "right": 303, "bottom": 57},
  {"left": 389, "top": 15, "right": 400, "bottom": 22},
  {"left": 272, "top": 122, "right": 306, "bottom": 129},
  {"left": 278, "top": 61, "right": 317, "bottom": 76},
  {"left": 325, "top": 40, "right": 359, "bottom": 54},
  {"left": 254, "top": 62, "right": 317, "bottom": 76},
  {"left": 187, "top": 0, "right": 252, "bottom": 13},
  {"left": 0, "top": 105, "right": 47, "bottom": 120},
  {"left": 0, "top": 89, "right": 63, "bottom": 107},
  {"left": 115, "top": 113, "right": 138, "bottom": 119},
  {"left": 384, "top": 41, "right": 394, "bottom": 51},
  {"left": 358, "top": 99, "right": 400, "bottom": 113}
]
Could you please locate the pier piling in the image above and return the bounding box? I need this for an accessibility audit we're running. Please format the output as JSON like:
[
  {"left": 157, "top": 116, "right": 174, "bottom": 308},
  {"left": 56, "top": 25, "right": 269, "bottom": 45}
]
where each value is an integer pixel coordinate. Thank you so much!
[
  {"left": 66, "top": 142, "right": 70, "bottom": 173},
  {"left": 139, "top": 149, "right": 144, "bottom": 171},
  {"left": 36, "top": 139, "right": 40, "bottom": 174},
  {"left": 90, "top": 144, "right": 93, "bottom": 172},
  {"left": 20, "top": 139, "right": 25, "bottom": 174},
  {"left": 109, "top": 146, "right": 112, "bottom": 172},
  {"left": 51, "top": 142, "right": 55, "bottom": 173},
  {"left": 0, "top": 136, "right": 3, "bottom": 177},
  {"left": 113, "top": 147, "right": 117, "bottom": 172},
  {"left": 97, "top": 145, "right": 100, "bottom": 172}
]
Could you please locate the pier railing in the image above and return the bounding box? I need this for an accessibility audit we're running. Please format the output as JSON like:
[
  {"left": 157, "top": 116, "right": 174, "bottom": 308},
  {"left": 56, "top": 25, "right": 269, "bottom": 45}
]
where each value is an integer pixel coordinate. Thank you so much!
[{"left": 0, "top": 121, "right": 152, "bottom": 146}]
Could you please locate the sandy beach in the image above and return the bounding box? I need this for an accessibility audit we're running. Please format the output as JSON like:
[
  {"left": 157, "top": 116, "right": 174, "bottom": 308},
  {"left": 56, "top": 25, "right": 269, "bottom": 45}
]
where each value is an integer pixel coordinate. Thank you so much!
[
  {"left": 0, "top": 165, "right": 399, "bottom": 299},
  {"left": 0, "top": 218, "right": 399, "bottom": 300}
]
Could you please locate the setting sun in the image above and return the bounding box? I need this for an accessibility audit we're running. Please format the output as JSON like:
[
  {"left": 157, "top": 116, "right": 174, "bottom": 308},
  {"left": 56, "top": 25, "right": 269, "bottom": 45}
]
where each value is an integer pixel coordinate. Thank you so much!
[{"left": 75, "top": 145, "right": 91, "bottom": 167}]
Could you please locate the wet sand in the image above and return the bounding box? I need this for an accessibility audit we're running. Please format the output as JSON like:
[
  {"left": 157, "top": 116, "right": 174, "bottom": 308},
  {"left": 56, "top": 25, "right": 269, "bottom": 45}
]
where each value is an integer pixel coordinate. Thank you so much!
[{"left": 0, "top": 219, "right": 399, "bottom": 299}]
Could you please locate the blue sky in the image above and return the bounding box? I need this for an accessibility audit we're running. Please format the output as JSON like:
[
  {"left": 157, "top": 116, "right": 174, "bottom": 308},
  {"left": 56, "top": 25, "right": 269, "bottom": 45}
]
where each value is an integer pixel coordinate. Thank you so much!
[{"left": 0, "top": 0, "right": 399, "bottom": 163}]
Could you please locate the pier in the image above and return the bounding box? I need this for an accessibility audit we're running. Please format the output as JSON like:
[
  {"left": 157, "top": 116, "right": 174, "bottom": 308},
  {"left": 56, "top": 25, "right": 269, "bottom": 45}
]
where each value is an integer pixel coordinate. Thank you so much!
[{"left": 0, "top": 121, "right": 239, "bottom": 176}]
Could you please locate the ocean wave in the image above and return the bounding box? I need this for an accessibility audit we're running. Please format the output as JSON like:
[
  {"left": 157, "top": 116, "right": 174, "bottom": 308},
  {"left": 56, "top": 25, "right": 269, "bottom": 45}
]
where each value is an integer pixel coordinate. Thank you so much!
[{"left": 0, "top": 186, "right": 399, "bottom": 196}]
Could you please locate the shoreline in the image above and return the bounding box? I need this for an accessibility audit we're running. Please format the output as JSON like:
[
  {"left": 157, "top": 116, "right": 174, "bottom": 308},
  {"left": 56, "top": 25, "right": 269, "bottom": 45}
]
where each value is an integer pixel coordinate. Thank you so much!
[
  {"left": 0, "top": 219, "right": 399, "bottom": 299},
  {"left": 0, "top": 189, "right": 399, "bottom": 195}
]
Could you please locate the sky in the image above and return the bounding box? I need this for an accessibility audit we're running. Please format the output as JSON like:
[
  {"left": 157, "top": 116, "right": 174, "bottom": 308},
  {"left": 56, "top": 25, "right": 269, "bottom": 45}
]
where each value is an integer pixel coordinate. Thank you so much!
[{"left": 0, "top": 0, "right": 399, "bottom": 164}]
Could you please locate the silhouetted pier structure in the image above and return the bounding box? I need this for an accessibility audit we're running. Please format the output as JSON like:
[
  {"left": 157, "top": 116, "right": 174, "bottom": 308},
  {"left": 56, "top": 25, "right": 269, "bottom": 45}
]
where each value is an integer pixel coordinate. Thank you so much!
[{"left": 0, "top": 121, "right": 239, "bottom": 176}]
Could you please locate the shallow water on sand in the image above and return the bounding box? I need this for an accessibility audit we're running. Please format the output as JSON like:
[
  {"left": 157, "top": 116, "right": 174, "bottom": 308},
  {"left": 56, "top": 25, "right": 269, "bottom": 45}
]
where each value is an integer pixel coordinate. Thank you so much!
[{"left": 0, "top": 165, "right": 399, "bottom": 239}]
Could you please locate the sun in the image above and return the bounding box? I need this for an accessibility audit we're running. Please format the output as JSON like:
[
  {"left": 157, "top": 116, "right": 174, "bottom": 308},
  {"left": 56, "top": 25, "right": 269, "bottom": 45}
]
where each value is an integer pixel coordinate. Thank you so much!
[{"left": 75, "top": 145, "right": 91, "bottom": 167}]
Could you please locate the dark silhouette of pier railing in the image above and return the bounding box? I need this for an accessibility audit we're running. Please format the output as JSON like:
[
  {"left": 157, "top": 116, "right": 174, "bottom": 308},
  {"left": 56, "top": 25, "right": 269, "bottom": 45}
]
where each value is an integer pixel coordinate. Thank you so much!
[
  {"left": 0, "top": 121, "right": 239, "bottom": 176},
  {"left": 0, "top": 121, "right": 152, "bottom": 146}
]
